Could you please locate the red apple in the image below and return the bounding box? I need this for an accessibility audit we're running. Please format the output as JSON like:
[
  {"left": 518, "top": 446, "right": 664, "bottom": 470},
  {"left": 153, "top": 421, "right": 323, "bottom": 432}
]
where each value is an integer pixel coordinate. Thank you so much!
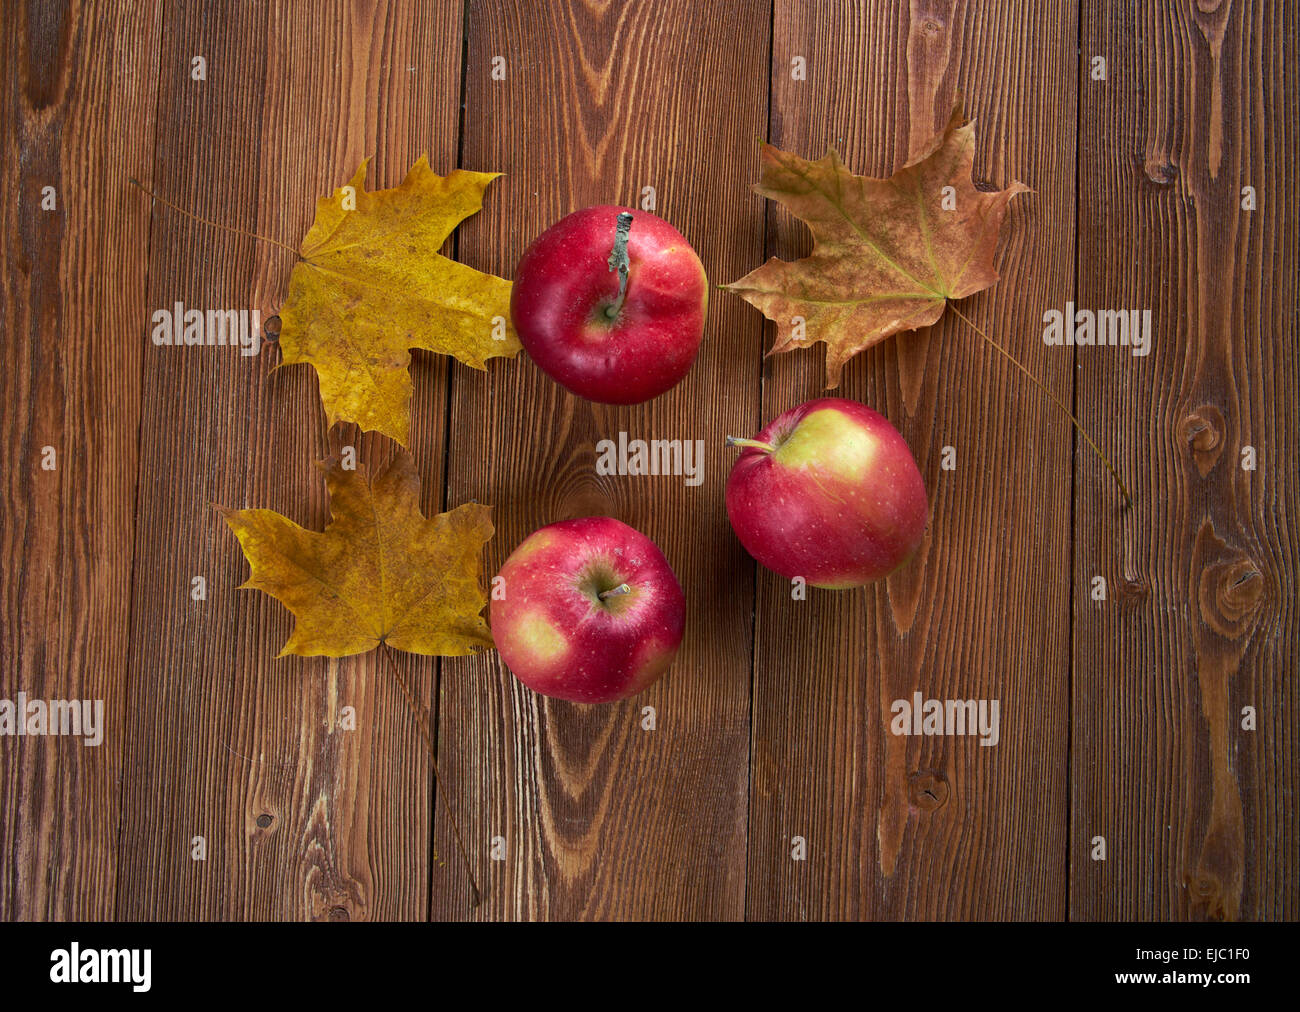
[
  {"left": 725, "top": 397, "right": 927, "bottom": 588},
  {"left": 491, "top": 517, "right": 686, "bottom": 703},
  {"left": 510, "top": 205, "right": 708, "bottom": 403}
]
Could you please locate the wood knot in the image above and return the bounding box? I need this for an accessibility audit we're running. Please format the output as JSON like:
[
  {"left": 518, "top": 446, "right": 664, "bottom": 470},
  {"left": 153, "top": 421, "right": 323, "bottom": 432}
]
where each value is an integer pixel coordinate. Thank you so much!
[
  {"left": 1179, "top": 405, "right": 1225, "bottom": 475},
  {"left": 1190, "top": 874, "right": 1218, "bottom": 898},
  {"left": 922, "top": 18, "right": 944, "bottom": 34},
  {"left": 1117, "top": 574, "right": 1150, "bottom": 601},
  {"left": 1143, "top": 158, "right": 1179, "bottom": 186},
  {"left": 255, "top": 813, "right": 274, "bottom": 829},
  {"left": 1200, "top": 558, "right": 1265, "bottom": 636},
  {"left": 907, "top": 769, "right": 949, "bottom": 811},
  {"left": 1191, "top": 521, "right": 1267, "bottom": 659},
  {"left": 1185, "top": 873, "right": 1228, "bottom": 920}
]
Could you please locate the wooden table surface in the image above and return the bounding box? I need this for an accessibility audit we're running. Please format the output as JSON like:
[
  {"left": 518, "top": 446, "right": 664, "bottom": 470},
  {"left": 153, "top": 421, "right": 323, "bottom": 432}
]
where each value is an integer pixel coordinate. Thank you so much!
[{"left": 1, "top": 0, "right": 1294, "bottom": 922}]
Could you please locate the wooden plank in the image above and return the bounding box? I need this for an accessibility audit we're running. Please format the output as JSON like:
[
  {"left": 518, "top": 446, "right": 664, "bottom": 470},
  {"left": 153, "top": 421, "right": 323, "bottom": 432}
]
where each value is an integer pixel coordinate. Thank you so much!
[
  {"left": 432, "top": 0, "right": 770, "bottom": 920},
  {"left": 746, "top": 1, "right": 1076, "bottom": 918},
  {"left": 1071, "top": 0, "right": 1298, "bottom": 920},
  {"left": 0, "top": 0, "right": 161, "bottom": 920},
  {"left": 4, "top": 0, "right": 1289, "bottom": 927},
  {"left": 113, "top": 0, "right": 464, "bottom": 920}
]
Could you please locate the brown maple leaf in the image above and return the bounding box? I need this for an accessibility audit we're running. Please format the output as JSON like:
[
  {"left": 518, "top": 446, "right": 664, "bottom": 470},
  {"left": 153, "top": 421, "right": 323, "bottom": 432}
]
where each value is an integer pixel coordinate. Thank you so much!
[
  {"left": 220, "top": 451, "right": 494, "bottom": 658},
  {"left": 723, "top": 104, "right": 1029, "bottom": 386}
]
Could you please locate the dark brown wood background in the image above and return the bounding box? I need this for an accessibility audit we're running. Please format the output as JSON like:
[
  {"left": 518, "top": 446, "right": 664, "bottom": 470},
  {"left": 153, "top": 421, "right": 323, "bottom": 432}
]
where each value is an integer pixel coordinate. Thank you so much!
[{"left": 1, "top": 0, "right": 1294, "bottom": 921}]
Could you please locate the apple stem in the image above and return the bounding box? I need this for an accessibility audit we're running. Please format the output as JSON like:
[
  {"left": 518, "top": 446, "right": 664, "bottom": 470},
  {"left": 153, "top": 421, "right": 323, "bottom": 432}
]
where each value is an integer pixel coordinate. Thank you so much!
[
  {"left": 598, "top": 582, "right": 632, "bottom": 600},
  {"left": 725, "top": 434, "right": 778, "bottom": 454},
  {"left": 605, "top": 211, "right": 634, "bottom": 319},
  {"left": 948, "top": 303, "right": 1133, "bottom": 508}
]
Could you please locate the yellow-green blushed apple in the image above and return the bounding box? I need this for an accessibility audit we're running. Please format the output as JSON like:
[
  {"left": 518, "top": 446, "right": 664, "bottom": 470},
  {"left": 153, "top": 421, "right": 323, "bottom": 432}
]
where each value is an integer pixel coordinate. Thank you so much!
[
  {"left": 725, "top": 397, "right": 927, "bottom": 588},
  {"left": 510, "top": 205, "right": 708, "bottom": 403},
  {"left": 490, "top": 517, "right": 686, "bottom": 703}
]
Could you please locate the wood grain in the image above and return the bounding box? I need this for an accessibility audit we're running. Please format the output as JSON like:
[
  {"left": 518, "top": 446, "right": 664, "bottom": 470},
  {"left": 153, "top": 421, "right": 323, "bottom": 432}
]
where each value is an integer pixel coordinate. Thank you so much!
[
  {"left": 745, "top": 0, "right": 1076, "bottom": 919},
  {"left": 113, "top": 0, "right": 464, "bottom": 920},
  {"left": 1071, "top": 0, "right": 1298, "bottom": 920},
  {"left": 430, "top": 0, "right": 770, "bottom": 920},
  {"left": 0, "top": 0, "right": 161, "bottom": 920},
  {"left": 0, "top": 0, "right": 1294, "bottom": 923}
]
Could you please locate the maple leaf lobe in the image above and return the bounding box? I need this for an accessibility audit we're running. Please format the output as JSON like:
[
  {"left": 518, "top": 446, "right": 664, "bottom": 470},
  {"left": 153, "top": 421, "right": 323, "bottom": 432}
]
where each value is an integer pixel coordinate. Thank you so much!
[
  {"left": 725, "top": 104, "right": 1029, "bottom": 387},
  {"left": 221, "top": 452, "right": 494, "bottom": 659},
  {"left": 279, "top": 157, "right": 519, "bottom": 445}
]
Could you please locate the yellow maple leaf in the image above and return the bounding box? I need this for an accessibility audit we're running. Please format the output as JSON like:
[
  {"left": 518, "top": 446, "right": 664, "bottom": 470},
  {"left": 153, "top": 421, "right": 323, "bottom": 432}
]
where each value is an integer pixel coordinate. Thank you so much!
[
  {"left": 723, "top": 104, "right": 1028, "bottom": 387},
  {"left": 278, "top": 157, "right": 519, "bottom": 445},
  {"left": 220, "top": 452, "right": 494, "bottom": 658}
]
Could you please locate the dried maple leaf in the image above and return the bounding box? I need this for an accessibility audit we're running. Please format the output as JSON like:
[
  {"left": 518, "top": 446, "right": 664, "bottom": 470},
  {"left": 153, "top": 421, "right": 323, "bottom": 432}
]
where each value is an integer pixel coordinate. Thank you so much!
[
  {"left": 220, "top": 452, "right": 494, "bottom": 658},
  {"left": 724, "top": 104, "right": 1028, "bottom": 386},
  {"left": 278, "top": 157, "right": 519, "bottom": 445}
]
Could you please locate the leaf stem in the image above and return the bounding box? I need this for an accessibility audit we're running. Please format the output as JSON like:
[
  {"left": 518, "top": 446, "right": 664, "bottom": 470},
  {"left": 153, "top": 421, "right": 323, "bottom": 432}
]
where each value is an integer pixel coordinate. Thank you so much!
[
  {"left": 379, "top": 641, "right": 482, "bottom": 908},
  {"left": 128, "top": 177, "right": 300, "bottom": 256},
  {"left": 948, "top": 303, "right": 1132, "bottom": 508}
]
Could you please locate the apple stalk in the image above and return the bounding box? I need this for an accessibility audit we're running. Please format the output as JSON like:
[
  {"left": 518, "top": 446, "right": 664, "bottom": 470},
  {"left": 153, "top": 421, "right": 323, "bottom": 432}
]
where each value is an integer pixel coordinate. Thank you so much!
[
  {"left": 605, "top": 210, "right": 634, "bottom": 319},
  {"left": 724, "top": 435, "right": 778, "bottom": 454}
]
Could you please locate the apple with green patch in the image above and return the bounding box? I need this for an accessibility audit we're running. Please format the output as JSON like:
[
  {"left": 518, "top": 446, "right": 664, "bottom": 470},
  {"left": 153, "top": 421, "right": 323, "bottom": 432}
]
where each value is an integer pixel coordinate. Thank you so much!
[
  {"left": 491, "top": 517, "right": 685, "bottom": 703},
  {"left": 510, "top": 206, "right": 708, "bottom": 403},
  {"left": 725, "top": 397, "right": 927, "bottom": 588}
]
